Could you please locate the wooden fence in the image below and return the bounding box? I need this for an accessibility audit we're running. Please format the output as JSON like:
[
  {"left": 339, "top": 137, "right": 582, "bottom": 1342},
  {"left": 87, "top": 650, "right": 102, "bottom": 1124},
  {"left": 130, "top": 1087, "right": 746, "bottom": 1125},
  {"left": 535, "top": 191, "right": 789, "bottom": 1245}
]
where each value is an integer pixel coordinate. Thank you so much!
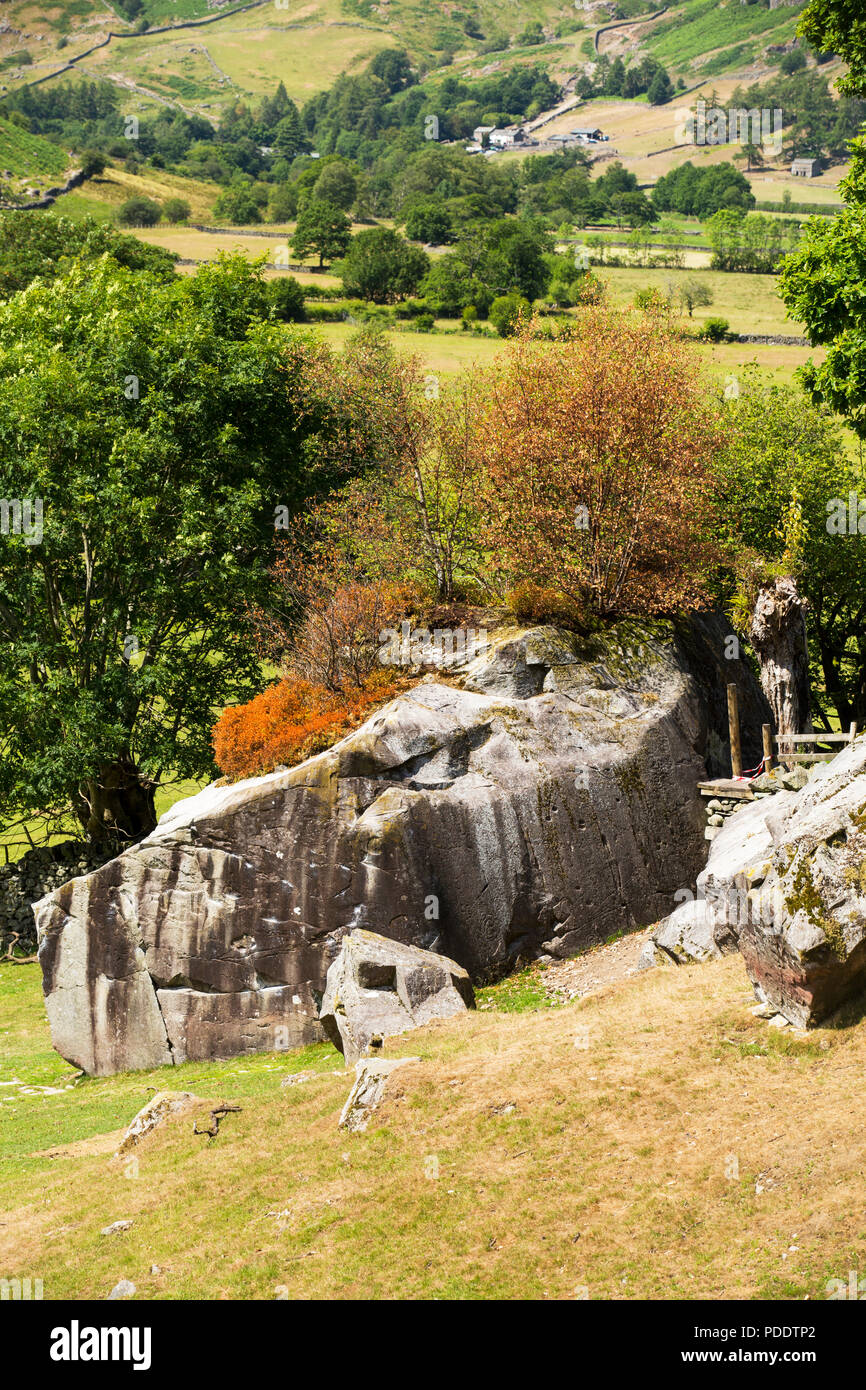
[{"left": 727, "top": 682, "right": 858, "bottom": 777}]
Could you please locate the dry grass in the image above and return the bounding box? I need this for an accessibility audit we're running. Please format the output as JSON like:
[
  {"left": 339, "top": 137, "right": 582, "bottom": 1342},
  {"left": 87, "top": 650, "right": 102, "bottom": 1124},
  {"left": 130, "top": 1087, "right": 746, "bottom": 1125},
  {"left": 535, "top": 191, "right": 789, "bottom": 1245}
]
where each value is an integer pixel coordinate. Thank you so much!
[
  {"left": 67, "top": 166, "right": 219, "bottom": 221},
  {"left": 2, "top": 954, "right": 866, "bottom": 1299}
]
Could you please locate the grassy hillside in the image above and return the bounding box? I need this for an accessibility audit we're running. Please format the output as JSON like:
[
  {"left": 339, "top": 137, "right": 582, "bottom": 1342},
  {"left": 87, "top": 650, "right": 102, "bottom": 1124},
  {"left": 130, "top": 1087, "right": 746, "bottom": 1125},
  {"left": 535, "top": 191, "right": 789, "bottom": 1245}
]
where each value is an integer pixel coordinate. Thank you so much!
[
  {"left": 0, "top": 113, "right": 68, "bottom": 185},
  {"left": 2, "top": 951, "right": 865, "bottom": 1299},
  {"left": 0, "top": 0, "right": 810, "bottom": 119},
  {"left": 644, "top": 0, "right": 809, "bottom": 72}
]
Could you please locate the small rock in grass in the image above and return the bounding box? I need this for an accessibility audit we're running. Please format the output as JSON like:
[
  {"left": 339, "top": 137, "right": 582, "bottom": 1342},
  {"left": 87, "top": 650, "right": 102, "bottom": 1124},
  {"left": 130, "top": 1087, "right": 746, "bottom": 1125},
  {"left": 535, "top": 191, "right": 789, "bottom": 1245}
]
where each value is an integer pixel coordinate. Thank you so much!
[{"left": 106, "top": 1279, "right": 136, "bottom": 1300}]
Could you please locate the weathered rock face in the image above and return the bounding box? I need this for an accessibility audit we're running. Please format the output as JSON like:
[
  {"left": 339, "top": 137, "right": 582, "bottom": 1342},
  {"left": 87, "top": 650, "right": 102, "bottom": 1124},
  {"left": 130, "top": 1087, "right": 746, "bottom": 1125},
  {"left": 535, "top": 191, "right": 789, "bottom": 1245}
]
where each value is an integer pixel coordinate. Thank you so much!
[
  {"left": 36, "top": 614, "right": 769, "bottom": 1074},
  {"left": 320, "top": 929, "right": 473, "bottom": 1064},
  {"left": 644, "top": 739, "right": 866, "bottom": 1027}
]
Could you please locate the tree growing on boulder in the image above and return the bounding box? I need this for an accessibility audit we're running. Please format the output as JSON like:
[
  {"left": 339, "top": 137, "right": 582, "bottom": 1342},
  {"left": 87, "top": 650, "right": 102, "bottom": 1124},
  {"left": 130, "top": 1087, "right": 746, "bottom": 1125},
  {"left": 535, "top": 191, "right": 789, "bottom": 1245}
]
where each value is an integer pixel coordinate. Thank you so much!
[{"left": 475, "top": 311, "right": 723, "bottom": 617}]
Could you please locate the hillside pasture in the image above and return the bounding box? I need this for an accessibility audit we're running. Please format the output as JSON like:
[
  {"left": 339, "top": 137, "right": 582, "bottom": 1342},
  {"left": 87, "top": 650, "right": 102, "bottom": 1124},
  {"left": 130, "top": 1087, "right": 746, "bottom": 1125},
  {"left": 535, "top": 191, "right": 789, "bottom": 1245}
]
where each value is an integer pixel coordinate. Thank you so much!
[{"left": 2, "top": 952, "right": 866, "bottom": 1299}]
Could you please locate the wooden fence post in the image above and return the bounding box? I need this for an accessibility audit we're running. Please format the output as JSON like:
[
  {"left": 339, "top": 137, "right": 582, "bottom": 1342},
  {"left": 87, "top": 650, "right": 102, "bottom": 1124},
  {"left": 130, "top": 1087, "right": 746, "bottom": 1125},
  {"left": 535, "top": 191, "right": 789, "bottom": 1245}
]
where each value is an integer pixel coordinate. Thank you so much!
[
  {"left": 762, "top": 723, "right": 773, "bottom": 773},
  {"left": 849, "top": 720, "right": 858, "bottom": 746},
  {"left": 728, "top": 683, "right": 742, "bottom": 778}
]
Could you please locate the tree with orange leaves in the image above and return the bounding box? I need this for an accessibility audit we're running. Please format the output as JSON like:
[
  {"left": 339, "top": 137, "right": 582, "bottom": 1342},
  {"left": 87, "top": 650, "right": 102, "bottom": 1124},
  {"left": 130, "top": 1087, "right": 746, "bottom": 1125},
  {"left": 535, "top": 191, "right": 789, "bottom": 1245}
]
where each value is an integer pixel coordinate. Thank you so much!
[{"left": 475, "top": 309, "right": 723, "bottom": 617}]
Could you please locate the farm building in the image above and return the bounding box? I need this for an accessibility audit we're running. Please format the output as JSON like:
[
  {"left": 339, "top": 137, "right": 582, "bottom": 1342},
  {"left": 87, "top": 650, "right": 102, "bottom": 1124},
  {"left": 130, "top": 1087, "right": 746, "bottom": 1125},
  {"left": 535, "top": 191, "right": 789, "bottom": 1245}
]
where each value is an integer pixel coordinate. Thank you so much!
[{"left": 791, "top": 157, "right": 822, "bottom": 177}]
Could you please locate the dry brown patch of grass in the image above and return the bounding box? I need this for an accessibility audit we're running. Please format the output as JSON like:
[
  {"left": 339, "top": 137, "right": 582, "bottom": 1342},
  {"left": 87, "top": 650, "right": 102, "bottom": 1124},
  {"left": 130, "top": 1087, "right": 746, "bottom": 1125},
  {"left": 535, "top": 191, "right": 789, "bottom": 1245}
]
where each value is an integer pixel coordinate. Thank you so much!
[{"left": 2, "top": 954, "right": 866, "bottom": 1299}]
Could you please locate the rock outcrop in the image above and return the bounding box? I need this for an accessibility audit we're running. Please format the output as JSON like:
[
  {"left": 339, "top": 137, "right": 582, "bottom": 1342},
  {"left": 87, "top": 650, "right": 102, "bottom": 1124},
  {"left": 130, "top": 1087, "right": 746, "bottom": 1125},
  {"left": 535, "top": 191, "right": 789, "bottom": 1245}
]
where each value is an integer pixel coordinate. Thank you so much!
[
  {"left": 36, "top": 614, "right": 769, "bottom": 1074},
  {"left": 644, "top": 739, "right": 866, "bottom": 1027},
  {"left": 320, "top": 929, "right": 473, "bottom": 1064}
]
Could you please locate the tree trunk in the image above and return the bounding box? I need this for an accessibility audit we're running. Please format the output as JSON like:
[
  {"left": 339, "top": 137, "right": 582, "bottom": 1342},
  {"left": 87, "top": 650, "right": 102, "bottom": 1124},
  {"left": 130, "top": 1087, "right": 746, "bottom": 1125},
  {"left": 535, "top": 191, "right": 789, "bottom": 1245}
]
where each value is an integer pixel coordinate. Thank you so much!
[
  {"left": 76, "top": 756, "right": 157, "bottom": 846},
  {"left": 749, "top": 576, "right": 811, "bottom": 755}
]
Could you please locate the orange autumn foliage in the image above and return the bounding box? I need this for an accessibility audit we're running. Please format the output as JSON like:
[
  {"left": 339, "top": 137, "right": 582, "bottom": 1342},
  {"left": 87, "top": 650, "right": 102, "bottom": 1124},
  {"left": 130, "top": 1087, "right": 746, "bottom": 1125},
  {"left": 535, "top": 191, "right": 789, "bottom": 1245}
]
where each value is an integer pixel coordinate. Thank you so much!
[{"left": 212, "top": 671, "right": 401, "bottom": 780}]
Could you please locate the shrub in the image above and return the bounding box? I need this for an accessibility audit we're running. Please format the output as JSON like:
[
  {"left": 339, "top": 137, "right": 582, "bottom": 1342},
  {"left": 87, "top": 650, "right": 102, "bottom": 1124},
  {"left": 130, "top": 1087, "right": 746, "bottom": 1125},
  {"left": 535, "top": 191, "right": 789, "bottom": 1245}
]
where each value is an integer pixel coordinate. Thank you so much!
[
  {"left": 162, "top": 196, "right": 191, "bottom": 224},
  {"left": 117, "top": 196, "right": 161, "bottom": 227},
  {"left": 507, "top": 581, "right": 592, "bottom": 630},
  {"left": 79, "top": 150, "right": 106, "bottom": 180},
  {"left": 267, "top": 276, "right": 306, "bottom": 322},
  {"left": 212, "top": 672, "right": 399, "bottom": 780},
  {"left": 414, "top": 312, "right": 435, "bottom": 331},
  {"left": 489, "top": 292, "right": 530, "bottom": 337},
  {"left": 698, "top": 316, "right": 731, "bottom": 342}
]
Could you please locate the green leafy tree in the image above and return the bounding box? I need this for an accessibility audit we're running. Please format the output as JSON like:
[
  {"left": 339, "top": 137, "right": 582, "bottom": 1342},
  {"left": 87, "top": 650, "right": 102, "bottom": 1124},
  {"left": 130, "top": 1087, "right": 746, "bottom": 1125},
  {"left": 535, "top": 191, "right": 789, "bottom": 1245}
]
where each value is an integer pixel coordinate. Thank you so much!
[
  {"left": 403, "top": 202, "right": 455, "bottom": 244},
  {"left": 0, "top": 257, "right": 372, "bottom": 844},
  {"left": 677, "top": 278, "right": 714, "bottom": 316},
  {"left": 291, "top": 199, "right": 352, "bottom": 268},
  {"left": 311, "top": 160, "right": 358, "bottom": 211},
  {"left": 710, "top": 210, "right": 798, "bottom": 273},
  {"left": 162, "top": 196, "right": 191, "bottom": 224},
  {"left": 779, "top": 0, "right": 866, "bottom": 435},
  {"left": 421, "top": 254, "right": 493, "bottom": 317},
  {"left": 212, "top": 184, "right": 261, "bottom": 225},
  {"left": 117, "top": 195, "right": 161, "bottom": 227},
  {"left": 0, "top": 213, "right": 177, "bottom": 297},
  {"left": 267, "top": 182, "right": 298, "bottom": 222},
  {"left": 266, "top": 275, "right": 306, "bottom": 322},
  {"left": 475, "top": 219, "right": 552, "bottom": 299},
  {"left": 79, "top": 149, "right": 106, "bottom": 179},
  {"left": 340, "top": 227, "right": 430, "bottom": 303}
]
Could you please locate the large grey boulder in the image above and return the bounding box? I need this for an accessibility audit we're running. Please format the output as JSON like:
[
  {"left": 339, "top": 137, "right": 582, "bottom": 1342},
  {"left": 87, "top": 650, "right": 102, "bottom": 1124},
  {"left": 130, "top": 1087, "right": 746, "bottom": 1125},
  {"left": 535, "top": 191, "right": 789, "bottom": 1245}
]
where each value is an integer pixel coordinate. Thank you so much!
[
  {"left": 736, "top": 738, "right": 866, "bottom": 1026},
  {"left": 320, "top": 929, "right": 473, "bottom": 1064},
  {"left": 644, "top": 738, "right": 866, "bottom": 1027},
  {"left": 36, "top": 614, "right": 768, "bottom": 1074}
]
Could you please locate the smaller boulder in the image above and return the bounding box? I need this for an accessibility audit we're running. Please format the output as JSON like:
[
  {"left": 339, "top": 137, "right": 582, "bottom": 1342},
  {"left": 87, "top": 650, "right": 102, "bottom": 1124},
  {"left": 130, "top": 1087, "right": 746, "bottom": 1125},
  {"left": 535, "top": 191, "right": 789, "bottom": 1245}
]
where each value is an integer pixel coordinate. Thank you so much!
[
  {"left": 116, "top": 1091, "right": 201, "bottom": 1154},
  {"left": 339, "top": 1056, "right": 419, "bottom": 1132},
  {"left": 638, "top": 897, "right": 729, "bottom": 970},
  {"left": 777, "top": 764, "right": 810, "bottom": 791},
  {"left": 319, "top": 929, "right": 474, "bottom": 1065}
]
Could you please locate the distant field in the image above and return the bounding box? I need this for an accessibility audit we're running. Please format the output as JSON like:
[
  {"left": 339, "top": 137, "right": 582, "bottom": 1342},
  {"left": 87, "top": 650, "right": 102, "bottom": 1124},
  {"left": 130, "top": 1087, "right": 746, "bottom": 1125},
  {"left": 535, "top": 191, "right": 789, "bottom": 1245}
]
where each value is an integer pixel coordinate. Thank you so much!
[
  {"left": 307, "top": 317, "right": 820, "bottom": 389},
  {"left": 599, "top": 264, "right": 798, "bottom": 337},
  {"left": 78, "top": 4, "right": 404, "bottom": 110}
]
